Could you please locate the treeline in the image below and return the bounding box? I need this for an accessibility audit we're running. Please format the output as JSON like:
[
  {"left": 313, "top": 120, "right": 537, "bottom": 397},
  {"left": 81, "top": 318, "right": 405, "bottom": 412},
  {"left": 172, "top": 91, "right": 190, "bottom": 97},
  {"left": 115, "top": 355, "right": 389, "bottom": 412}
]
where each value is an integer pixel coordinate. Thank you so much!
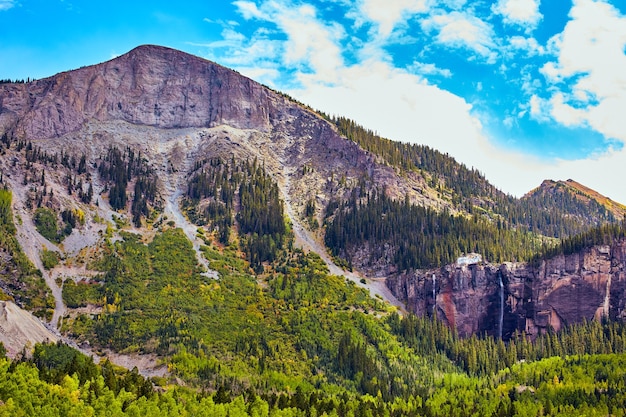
[
  {"left": 325, "top": 189, "right": 538, "bottom": 270},
  {"left": 0, "top": 78, "right": 29, "bottom": 84},
  {"left": 185, "top": 157, "right": 286, "bottom": 272},
  {"left": 8, "top": 324, "right": 626, "bottom": 415},
  {"left": 185, "top": 157, "right": 236, "bottom": 244},
  {"left": 98, "top": 146, "right": 157, "bottom": 226},
  {"left": 390, "top": 313, "right": 626, "bottom": 377},
  {"left": 332, "top": 116, "right": 617, "bottom": 238},
  {"left": 0, "top": 188, "right": 55, "bottom": 319},
  {"left": 237, "top": 160, "right": 286, "bottom": 272},
  {"left": 532, "top": 220, "right": 626, "bottom": 264}
]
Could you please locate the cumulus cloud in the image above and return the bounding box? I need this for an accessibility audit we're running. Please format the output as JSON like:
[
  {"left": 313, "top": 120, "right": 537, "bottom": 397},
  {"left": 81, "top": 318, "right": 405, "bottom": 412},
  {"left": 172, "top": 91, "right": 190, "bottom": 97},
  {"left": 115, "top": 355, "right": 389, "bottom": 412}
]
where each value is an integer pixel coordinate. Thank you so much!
[
  {"left": 357, "top": 0, "right": 432, "bottom": 38},
  {"left": 506, "top": 35, "right": 544, "bottom": 57},
  {"left": 232, "top": 0, "right": 344, "bottom": 83},
  {"left": 529, "top": 94, "right": 546, "bottom": 119},
  {"left": 492, "top": 0, "right": 542, "bottom": 30},
  {"left": 232, "top": 1, "right": 265, "bottom": 20},
  {"left": 549, "top": 92, "right": 588, "bottom": 127},
  {"left": 408, "top": 61, "right": 453, "bottom": 78},
  {"left": 540, "top": 0, "right": 626, "bottom": 142},
  {"left": 421, "top": 11, "right": 497, "bottom": 62}
]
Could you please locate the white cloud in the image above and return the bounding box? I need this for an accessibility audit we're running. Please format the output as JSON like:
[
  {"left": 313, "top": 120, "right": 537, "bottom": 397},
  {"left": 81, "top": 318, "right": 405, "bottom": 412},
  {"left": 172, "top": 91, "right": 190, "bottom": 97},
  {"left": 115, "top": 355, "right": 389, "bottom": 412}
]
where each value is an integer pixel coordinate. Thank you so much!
[
  {"left": 518, "top": 65, "right": 542, "bottom": 96},
  {"left": 0, "top": 0, "right": 14, "bottom": 11},
  {"left": 232, "top": 0, "right": 345, "bottom": 83},
  {"left": 195, "top": 26, "right": 283, "bottom": 80},
  {"left": 492, "top": 0, "right": 542, "bottom": 30},
  {"left": 408, "top": 61, "right": 453, "bottom": 77},
  {"left": 232, "top": 1, "right": 265, "bottom": 20},
  {"left": 421, "top": 11, "right": 497, "bottom": 62},
  {"left": 357, "top": 0, "right": 432, "bottom": 38},
  {"left": 529, "top": 94, "right": 544, "bottom": 118},
  {"left": 506, "top": 35, "right": 544, "bottom": 57},
  {"left": 549, "top": 92, "right": 587, "bottom": 127},
  {"left": 539, "top": 61, "right": 561, "bottom": 82},
  {"left": 540, "top": 0, "right": 626, "bottom": 142}
]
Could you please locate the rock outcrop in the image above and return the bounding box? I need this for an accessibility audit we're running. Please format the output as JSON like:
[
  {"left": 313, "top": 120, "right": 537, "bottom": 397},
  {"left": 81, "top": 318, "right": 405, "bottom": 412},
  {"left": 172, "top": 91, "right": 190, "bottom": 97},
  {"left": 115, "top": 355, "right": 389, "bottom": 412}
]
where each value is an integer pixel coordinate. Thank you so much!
[
  {"left": 0, "top": 45, "right": 275, "bottom": 139},
  {"left": 386, "top": 239, "right": 626, "bottom": 339},
  {"left": 0, "top": 301, "right": 58, "bottom": 357}
]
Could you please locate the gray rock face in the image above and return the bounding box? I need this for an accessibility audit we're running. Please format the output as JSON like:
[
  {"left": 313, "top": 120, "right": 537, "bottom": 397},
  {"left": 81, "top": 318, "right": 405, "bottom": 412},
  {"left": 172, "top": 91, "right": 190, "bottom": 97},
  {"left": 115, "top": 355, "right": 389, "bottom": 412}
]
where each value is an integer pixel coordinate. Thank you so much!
[
  {"left": 0, "top": 44, "right": 437, "bottom": 222},
  {"left": 0, "top": 45, "right": 275, "bottom": 139},
  {"left": 386, "top": 240, "right": 626, "bottom": 339}
]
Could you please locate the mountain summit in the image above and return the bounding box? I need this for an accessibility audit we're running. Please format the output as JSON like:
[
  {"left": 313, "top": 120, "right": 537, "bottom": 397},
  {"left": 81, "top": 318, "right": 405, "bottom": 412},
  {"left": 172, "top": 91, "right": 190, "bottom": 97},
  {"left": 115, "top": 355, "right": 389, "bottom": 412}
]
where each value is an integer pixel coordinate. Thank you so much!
[{"left": 0, "top": 45, "right": 277, "bottom": 140}]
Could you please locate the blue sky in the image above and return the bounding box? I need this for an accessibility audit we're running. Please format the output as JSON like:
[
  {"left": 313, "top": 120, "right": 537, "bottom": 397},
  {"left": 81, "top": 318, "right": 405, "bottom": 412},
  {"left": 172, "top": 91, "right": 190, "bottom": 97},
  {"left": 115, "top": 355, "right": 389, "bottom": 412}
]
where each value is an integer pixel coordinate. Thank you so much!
[{"left": 1, "top": 0, "right": 626, "bottom": 203}]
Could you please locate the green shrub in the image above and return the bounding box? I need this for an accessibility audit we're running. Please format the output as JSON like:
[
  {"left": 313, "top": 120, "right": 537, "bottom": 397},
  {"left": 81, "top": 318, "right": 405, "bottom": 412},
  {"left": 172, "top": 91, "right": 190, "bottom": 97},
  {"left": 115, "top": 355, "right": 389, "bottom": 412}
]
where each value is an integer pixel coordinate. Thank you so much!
[
  {"left": 63, "top": 279, "right": 104, "bottom": 308},
  {"left": 34, "top": 207, "right": 59, "bottom": 242},
  {"left": 40, "top": 248, "right": 59, "bottom": 270}
]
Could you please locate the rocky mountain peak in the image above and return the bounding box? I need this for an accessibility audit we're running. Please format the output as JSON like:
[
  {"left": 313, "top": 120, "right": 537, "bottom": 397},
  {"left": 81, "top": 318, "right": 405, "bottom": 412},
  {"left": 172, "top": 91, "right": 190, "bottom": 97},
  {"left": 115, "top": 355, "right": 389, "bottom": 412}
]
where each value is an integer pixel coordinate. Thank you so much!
[{"left": 0, "top": 44, "right": 277, "bottom": 140}]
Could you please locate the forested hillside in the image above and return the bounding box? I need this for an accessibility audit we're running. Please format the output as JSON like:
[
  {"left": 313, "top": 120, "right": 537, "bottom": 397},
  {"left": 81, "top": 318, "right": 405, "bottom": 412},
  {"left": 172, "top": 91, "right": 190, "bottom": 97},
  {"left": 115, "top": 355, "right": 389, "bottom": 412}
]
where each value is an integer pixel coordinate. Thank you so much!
[
  {"left": 325, "top": 187, "right": 626, "bottom": 272},
  {"left": 332, "top": 117, "right": 622, "bottom": 238},
  {"left": 4, "top": 317, "right": 626, "bottom": 415},
  {"left": 325, "top": 189, "right": 539, "bottom": 270},
  {"left": 184, "top": 157, "right": 287, "bottom": 272}
]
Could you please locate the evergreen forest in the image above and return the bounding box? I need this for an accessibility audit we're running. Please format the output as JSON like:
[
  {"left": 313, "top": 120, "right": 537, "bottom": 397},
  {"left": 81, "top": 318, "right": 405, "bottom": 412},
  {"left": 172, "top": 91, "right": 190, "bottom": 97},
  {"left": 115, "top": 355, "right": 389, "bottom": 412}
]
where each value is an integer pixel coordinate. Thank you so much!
[{"left": 332, "top": 116, "right": 620, "bottom": 238}]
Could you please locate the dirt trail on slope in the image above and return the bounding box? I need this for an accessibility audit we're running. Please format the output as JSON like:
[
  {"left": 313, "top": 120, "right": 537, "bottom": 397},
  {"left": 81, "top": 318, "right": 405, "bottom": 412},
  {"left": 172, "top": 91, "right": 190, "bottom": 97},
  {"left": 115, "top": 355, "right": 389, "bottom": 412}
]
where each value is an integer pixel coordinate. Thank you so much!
[
  {"left": 217, "top": 125, "right": 406, "bottom": 313},
  {"left": 278, "top": 167, "right": 406, "bottom": 314},
  {"left": 158, "top": 136, "right": 218, "bottom": 279},
  {"left": 6, "top": 176, "right": 66, "bottom": 329}
]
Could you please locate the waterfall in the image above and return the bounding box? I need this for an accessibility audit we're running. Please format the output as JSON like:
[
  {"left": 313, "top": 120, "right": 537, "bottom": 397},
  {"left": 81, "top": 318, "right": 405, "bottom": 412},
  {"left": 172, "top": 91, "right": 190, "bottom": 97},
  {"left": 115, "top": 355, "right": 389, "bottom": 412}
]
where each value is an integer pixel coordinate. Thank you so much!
[
  {"left": 432, "top": 274, "right": 436, "bottom": 315},
  {"left": 498, "top": 273, "right": 504, "bottom": 340},
  {"left": 603, "top": 274, "right": 612, "bottom": 318}
]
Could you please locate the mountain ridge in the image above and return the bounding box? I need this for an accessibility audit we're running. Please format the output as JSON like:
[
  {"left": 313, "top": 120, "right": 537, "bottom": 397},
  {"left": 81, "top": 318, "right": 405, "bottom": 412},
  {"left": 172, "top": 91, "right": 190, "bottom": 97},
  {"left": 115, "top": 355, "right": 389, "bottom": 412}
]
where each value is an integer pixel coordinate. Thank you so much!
[
  {"left": 1, "top": 44, "right": 626, "bottom": 417},
  {"left": 0, "top": 44, "right": 278, "bottom": 140},
  {"left": 525, "top": 178, "right": 626, "bottom": 220}
]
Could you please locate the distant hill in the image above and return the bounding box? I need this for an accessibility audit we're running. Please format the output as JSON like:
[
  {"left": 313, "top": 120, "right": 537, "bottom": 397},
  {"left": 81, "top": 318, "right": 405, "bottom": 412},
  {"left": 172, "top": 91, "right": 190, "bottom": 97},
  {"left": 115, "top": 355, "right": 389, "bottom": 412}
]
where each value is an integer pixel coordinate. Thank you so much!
[{"left": 524, "top": 179, "right": 626, "bottom": 221}]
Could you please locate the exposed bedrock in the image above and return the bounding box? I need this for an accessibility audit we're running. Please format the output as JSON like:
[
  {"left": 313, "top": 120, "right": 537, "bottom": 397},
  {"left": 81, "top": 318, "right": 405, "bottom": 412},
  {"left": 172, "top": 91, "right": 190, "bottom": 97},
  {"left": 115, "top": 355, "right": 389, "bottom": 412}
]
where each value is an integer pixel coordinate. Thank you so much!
[{"left": 386, "top": 240, "right": 626, "bottom": 339}]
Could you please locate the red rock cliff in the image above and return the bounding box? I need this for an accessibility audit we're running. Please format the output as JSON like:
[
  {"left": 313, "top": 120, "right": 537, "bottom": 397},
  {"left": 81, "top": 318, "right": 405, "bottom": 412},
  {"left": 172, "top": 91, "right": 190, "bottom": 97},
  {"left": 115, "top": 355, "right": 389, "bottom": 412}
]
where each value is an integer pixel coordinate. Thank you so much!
[{"left": 386, "top": 239, "right": 626, "bottom": 339}]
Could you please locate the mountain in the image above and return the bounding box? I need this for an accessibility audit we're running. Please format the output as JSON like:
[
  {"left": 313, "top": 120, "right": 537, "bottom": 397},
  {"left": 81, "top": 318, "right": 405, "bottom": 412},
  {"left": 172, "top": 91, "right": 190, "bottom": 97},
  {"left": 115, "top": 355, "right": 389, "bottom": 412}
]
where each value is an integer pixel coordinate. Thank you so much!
[
  {"left": 525, "top": 179, "right": 626, "bottom": 221},
  {"left": 0, "top": 43, "right": 623, "bottom": 335},
  {"left": 1, "top": 43, "right": 626, "bottom": 416}
]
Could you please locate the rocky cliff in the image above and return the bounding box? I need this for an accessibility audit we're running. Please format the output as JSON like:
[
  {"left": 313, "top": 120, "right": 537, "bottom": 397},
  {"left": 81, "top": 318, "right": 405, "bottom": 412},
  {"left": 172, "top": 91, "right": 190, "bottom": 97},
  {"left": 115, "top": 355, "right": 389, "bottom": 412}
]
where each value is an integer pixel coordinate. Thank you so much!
[
  {"left": 0, "top": 44, "right": 417, "bottom": 329},
  {"left": 386, "top": 239, "right": 626, "bottom": 339},
  {"left": 0, "top": 45, "right": 277, "bottom": 139}
]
